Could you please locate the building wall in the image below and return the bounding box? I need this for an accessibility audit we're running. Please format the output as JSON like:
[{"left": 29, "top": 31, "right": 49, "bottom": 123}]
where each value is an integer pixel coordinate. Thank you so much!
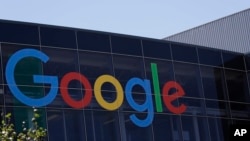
[
  {"left": 0, "top": 20, "right": 250, "bottom": 141},
  {"left": 164, "top": 9, "right": 250, "bottom": 54}
]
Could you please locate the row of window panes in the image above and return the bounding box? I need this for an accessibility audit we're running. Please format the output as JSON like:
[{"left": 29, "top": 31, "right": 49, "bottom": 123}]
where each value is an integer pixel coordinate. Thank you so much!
[
  {"left": 2, "top": 90, "right": 250, "bottom": 120},
  {"left": 1, "top": 106, "right": 250, "bottom": 141},
  {"left": 0, "top": 21, "right": 248, "bottom": 70}
]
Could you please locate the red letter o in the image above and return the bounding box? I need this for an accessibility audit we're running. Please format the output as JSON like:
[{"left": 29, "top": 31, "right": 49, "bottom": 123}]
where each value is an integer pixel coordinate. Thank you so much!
[{"left": 60, "top": 72, "right": 92, "bottom": 109}]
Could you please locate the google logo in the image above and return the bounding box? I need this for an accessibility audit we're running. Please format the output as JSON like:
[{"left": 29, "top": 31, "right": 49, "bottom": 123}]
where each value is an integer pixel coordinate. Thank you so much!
[{"left": 5, "top": 49, "right": 187, "bottom": 127}]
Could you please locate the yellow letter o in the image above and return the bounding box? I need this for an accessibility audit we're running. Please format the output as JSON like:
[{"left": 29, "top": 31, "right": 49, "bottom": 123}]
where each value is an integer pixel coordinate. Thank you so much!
[{"left": 94, "top": 75, "right": 124, "bottom": 110}]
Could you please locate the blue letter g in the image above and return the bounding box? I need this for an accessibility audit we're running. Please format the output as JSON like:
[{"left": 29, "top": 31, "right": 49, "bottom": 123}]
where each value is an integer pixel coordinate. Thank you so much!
[{"left": 5, "top": 49, "right": 58, "bottom": 107}]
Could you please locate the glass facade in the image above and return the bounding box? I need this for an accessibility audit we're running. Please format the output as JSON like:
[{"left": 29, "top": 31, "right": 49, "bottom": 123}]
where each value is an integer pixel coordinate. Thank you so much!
[{"left": 0, "top": 20, "right": 250, "bottom": 141}]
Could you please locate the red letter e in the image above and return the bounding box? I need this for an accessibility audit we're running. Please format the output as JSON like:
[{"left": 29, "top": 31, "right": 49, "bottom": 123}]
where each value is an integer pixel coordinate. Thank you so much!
[{"left": 162, "top": 81, "right": 187, "bottom": 114}]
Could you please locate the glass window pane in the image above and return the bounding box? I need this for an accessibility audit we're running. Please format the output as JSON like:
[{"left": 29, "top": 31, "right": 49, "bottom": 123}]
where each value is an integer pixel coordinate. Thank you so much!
[
  {"left": 64, "top": 110, "right": 86, "bottom": 141},
  {"left": 122, "top": 112, "right": 153, "bottom": 141},
  {"left": 113, "top": 55, "right": 145, "bottom": 92},
  {"left": 77, "top": 31, "right": 111, "bottom": 52},
  {"left": 0, "top": 22, "right": 39, "bottom": 45},
  {"left": 207, "top": 118, "right": 231, "bottom": 141},
  {"left": 84, "top": 110, "right": 95, "bottom": 141},
  {"left": 153, "top": 114, "right": 182, "bottom": 141},
  {"left": 198, "top": 48, "right": 223, "bottom": 67},
  {"left": 40, "top": 26, "right": 77, "bottom": 49},
  {"left": 222, "top": 52, "right": 245, "bottom": 70},
  {"left": 85, "top": 110, "right": 121, "bottom": 141},
  {"left": 200, "top": 66, "right": 227, "bottom": 100},
  {"left": 181, "top": 116, "right": 210, "bottom": 141},
  {"left": 172, "top": 43, "right": 198, "bottom": 63},
  {"left": 225, "top": 69, "right": 250, "bottom": 102},
  {"left": 79, "top": 51, "right": 113, "bottom": 90},
  {"left": 0, "top": 86, "right": 4, "bottom": 105},
  {"left": 142, "top": 40, "right": 171, "bottom": 60},
  {"left": 179, "top": 97, "right": 206, "bottom": 116},
  {"left": 47, "top": 109, "right": 66, "bottom": 141},
  {"left": 205, "top": 100, "right": 230, "bottom": 118},
  {"left": 230, "top": 102, "right": 250, "bottom": 120},
  {"left": 153, "top": 114, "right": 173, "bottom": 141},
  {"left": 245, "top": 54, "right": 250, "bottom": 70},
  {"left": 111, "top": 36, "right": 142, "bottom": 56},
  {"left": 174, "top": 62, "right": 203, "bottom": 98}
]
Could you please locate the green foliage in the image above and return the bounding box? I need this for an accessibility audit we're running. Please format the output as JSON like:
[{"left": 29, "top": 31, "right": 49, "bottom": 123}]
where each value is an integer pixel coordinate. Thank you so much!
[{"left": 0, "top": 108, "right": 47, "bottom": 141}]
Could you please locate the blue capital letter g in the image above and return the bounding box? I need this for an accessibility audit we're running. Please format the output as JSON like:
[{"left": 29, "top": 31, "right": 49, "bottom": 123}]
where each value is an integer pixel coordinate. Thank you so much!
[{"left": 5, "top": 49, "right": 58, "bottom": 107}]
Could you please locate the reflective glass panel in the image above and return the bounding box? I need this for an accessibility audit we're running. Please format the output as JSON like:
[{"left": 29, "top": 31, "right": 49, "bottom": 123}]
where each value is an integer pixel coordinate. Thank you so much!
[
  {"left": 113, "top": 55, "right": 145, "bottom": 92},
  {"left": 47, "top": 109, "right": 66, "bottom": 141},
  {"left": 207, "top": 118, "right": 231, "bottom": 141},
  {"left": 40, "top": 26, "right": 77, "bottom": 49},
  {"left": 181, "top": 116, "right": 210, "bottom": 141},
  {"left": 84, "top": 110, "right": 95, "bottom": 141},
  {"left": 85, "top": 110, "right": 121, "bottom": 141},
  {"left": 205, "top": 100, "right": 230, "bottom": 117},
  {"left": 200, "top": 66, "right": 227, "bottom": 100},
  {"left": 225, "top": 69, "right": 250, "bottom": 102},
  {"left": 153, "top": 114, "right": 182, "bottom": 141},
  {"left": 174, "top": 62, "right": 203, "bottom": 98},
  {"left": 222, "top": 52, "right": 245, "bottom": 70},
  {"left": 178, "top": 97, "right": 206, "bottom": 116},
  {"left": 230, "top": 102, "right": 250, "bottom": 120},
  {"left": 198, "top": 48, "right": 223, "bottom": 67},
  {"left": 79, "top": 51, "right": 113, "bottom": 90},
  {"left": 77, "top": 31, "right": 111, "bottom": 52},
  {"left": 111, "top": 36, "right": 142, "bottom": 56},
  {"left": 0, "top": 22, "right": 39, "bottom": 45},
  {"left": 64, "top": 110, "right": 86, "bottom": 141},
  {"left": 142, "top": 40, "right": 171, "bottom": 60},
  {"left": 245, "top": 53, "right": 250, "bottom": 70},
  {"left": 172, "top": 43, "right": 198, "bottom": 63}
]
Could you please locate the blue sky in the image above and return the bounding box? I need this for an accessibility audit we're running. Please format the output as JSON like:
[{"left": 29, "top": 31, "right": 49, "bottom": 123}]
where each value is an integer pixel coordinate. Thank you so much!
[{"left": 0, "top": 0, "right": 249, "bottom": 39}]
